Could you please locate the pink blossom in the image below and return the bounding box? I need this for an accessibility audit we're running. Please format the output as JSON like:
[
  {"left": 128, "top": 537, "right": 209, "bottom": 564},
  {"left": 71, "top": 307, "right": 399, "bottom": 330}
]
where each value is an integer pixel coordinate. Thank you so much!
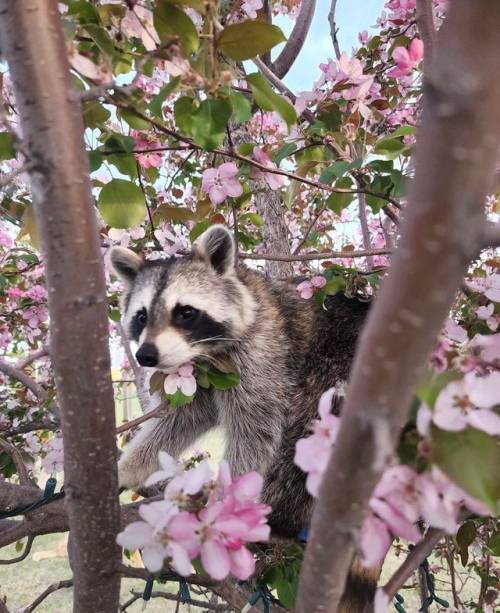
[
  {"left": 201, "top": 163, "right": 243, "bottom": 205},
  {"left": 467, "top": 274, "right": 500, "bottom": 302},
  {"left": 374, "top": 588, "right": 390, "bottom": 613},
  {"left": 145, "top": 451, "right": 213, "bottom": 496},
  {"left": 432, "top": 372, "right": 500, "bottom": 435},
  {"left": 360, "top": 514, "right": 392, "bottom": 567},
  {"left": 242, "top": 0, "right": 263, "bottom": 18},
  {"left": 250, "top": 147, "right": 285, "bottom": 190},
  {"left": 296, "top": 276, "right": 326, "bottom": 299},
  {"left": 444, "top": 319, "right": 467, "bottom": 343},
  {"left": 135, "top": 139, "right": 163, "bottom": 168},
  {"left": 41, "top": 435, "right": 64, "bottom": 473},
  {"left": 388, "top": 39, "right": 424, "bottom": 77},
  {"left": 164, "top": 363, "right": 197, "bottom": 397},
  {"left": 476, "top": 303, "right": 498, "bottom": 331},
  {"left": 294, "top": 388, "right": 340, "bottom": 496},
  {"left": 117, "top": 500, "right": 193, "bottom": 574},
  {"left": 468, "top": 333, "right": 500, "bottom": 363}
]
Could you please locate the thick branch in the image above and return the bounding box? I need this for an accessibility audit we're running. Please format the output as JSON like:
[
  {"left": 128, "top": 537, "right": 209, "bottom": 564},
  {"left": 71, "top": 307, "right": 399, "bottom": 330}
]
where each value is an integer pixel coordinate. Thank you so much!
[
  {"left": 416, "top": 0, "right": 437, "bottom": 68},
  {"left": 297, "top": 3, "right": 500, "bottom": 612},
  {"left": 271, "top": 0, "right": 317, "bottom": 77},
  {"left": 0, "top": 2, "right": 121, "bottom": 612}
]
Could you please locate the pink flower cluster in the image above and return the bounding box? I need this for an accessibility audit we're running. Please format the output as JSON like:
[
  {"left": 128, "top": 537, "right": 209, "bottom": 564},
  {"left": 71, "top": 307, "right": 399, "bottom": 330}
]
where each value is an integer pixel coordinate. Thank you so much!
[
  {"left": 388, "top": 39, "right": 424, "bottom": 78},
  {"left": 202, "top": 162, "right": 243, "bottom": 205},
  {"left": 117, "top": 453, "right": 270, "bottom": 580},
  {"left": 296, "top": 275, "right": 326, "bottom": 299},
  {"left": 294, "top": 387, "right": 491, "bottom": 567},
  {"left": 418, "top": 371, "right": 500, "bottom": 436},
  {"left": 164, "top": 363, "right": 197, "bottom": 397}
]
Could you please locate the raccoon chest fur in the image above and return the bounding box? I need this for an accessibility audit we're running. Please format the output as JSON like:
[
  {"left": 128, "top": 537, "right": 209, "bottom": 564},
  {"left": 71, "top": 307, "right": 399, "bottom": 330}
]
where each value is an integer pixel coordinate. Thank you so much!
[{"left": 110, "top": 225, "right": 368, "bottom": 538}]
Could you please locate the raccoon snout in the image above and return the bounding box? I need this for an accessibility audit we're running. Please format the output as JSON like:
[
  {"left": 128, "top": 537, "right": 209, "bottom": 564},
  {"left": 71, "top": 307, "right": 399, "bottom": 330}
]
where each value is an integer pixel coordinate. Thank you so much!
[{"left": 136, "top": 343, "right": 159, "bottom": 367}]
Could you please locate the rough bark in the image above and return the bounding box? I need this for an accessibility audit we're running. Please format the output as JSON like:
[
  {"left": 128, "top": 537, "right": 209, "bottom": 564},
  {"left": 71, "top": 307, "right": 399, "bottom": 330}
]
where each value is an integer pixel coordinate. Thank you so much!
[
  {"left": 296, "top": 2, "right": 500, "bottom": 611},
  {"left": 255, "top": 189, "right": 293, "bottom": 278},
  {"left": 0, "top": 2, "right": 121, "bottom": 612}
]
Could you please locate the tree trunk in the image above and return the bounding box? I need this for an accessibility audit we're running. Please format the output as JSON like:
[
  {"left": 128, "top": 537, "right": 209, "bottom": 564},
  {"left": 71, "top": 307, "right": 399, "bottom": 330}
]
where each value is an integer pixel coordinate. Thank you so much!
[
  {"left": 296, "top": 1, "right": 500, "bottom": 611},
  {"left": 0, "top": 2, "right": 121, "bottom": 612},
  {"left": 255, "top": 189, "right": 293, "bottom": 278}
]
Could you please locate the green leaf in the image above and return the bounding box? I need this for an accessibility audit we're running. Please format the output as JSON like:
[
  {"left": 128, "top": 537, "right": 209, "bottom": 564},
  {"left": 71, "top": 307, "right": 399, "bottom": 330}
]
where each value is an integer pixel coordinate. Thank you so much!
[
  {"left": 98, "top": 179, "right": 145, "bottom": 229},
  {"left": 319, "top": 161, "right": 352, "bottom": 185},
  {"left": 190, "top": 220, "right": 212, "bottom": 242},
  {"left": 118, "top": 108, "right": 150, "bottom": 131},
  {"left": 456, "top": 521, "right": 476, "bottom": 566},
  {"left": 194, "top": 98, "right": 232, "bottom": 148},
  {"left": 326, "top": 177, "right": 354, "bottom": 214},
  {"left": 323, "top": 276, "right": 346, "bottom": 296},
  {"left": 246, "top": 72, "right": 297, "bottom": 128},
  {"left": 416, "top": 370, "right": 461, "bottom": 409},
  {"left": 148, "top": 77, "right": 180, "bottom": 117},
  {"left": 273, "top": 142, "right": 297, "bottom": 166},
  {"left": 367, "top": 159, "right": 394, "bottom": 174},
  {"left": 0, "top": 133, "right": 15, "bottom": 160},
  {"left": 107, "top": 154, "right": 138, "bottom": 179},
  {"left": 149, "top": 371, "right": 166, "bottom": 395},
  {"left": 102, "top": 133, "right": 136, "bottom": 154},
  {"left": 431, "top": 426, "right": 500, "bottom": 513},
  {"left": 88, "top": 150, "right": 103, "bottom": 172},
  {"left": 365, "top": 175, "right": 394, "bottom": 213},
  {"left": 153, "top": 1, "right": 199, "bottom": 55},
  {"left": 83, "top": 101, "right": 111, "bottom": 129},
  {"left": 207, "top": 369, "right": 240, "bottom": 390},
  {"left": 487, "top": 531, "right": 500, "bottom": 556},
  {"left": 84, "top": 23, "right": 116, "bottom": 56},
  {"left": 390, "top": 125, "right": 417, "bottom": 138},
  {"left": 228, "top": 90, "right": 252, "bottom": 124},
  {"left": 276, "top": 578, "right": 298, "bottom": 609},
  {"left": 174, "top": 96, "right": 196, "bottom": 134},
  {"left": 217, "top": 20, "right": 286, "bottom": 61},
  {"left": 166, "top": 388, "right": 195, "bottom": 408},
  {"left": 240, "top": 212, "right": 264, "bottom": 227}
]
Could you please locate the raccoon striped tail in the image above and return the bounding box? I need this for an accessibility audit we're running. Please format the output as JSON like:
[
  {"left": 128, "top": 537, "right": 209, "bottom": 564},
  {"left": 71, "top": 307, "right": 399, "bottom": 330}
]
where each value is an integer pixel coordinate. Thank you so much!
[{"left": 338, "top": 557, "right": 382, "bottom": 613}]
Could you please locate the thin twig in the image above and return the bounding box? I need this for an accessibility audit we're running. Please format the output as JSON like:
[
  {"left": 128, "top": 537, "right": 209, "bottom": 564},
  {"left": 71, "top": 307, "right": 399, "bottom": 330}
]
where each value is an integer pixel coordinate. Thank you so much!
[
  {"left": 0, "top": 535, "right": 34, "bottom": 564},
  {"left": 383, "top": 530, "right": 444, "bottom": 600},
  {"left": 241, "top": 247, "right": 390, "bottom": 262},
  {"left": 115, "top": 405, "right": 165, "bottom": 435},
  {"left": 328, "top": 0, "right": 342, "bottom": 60},
  {"left": 117, "top": 322, "right": 150, "bottom": 414},
  {"left": 0, "top": 163, "right": 32, "bottom": 189},
  {"left": 292, "top": 206, "right": 327, "bottom": 254},
  {"left": 0, "top": 438, "right": 31, "bottom": 485},
  {"left": 23, "top": 579, "right": 73, "bottom": 613}
]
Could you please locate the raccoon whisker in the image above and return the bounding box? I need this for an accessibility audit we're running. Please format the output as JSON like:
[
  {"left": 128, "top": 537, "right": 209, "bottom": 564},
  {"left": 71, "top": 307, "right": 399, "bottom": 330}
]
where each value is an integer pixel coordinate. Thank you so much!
[{"left": 189, "top": 337, "right": 240, "bottom": 346}]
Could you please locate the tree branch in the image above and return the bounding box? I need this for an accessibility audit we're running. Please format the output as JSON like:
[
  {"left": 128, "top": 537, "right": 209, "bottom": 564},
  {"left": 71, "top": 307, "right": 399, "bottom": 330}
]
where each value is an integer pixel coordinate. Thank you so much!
[
  {"left": 241, "top": 247, "right": 390, "bottom": 262},
  {"left": 296, "top": 2, "right": 500, "bottom": 611},
  {"left": 0, "top": 438, "right": 31, "bottom": 485},
  {"left": 117, "top": 322, "right": 151, "bottom": 414},
  {"left": 271, "top": 0, "right": 317, "bottom": 77},
  {"left": 0, "top": 357, "right": 47, "bottom": 402},
  {"left": 328, "top": 0, "right": 342, "bottom": 60},
  {"left": 0, "top": 535, "right": 34, "bottom": 565},
  {"left": 0, "top": 2, "right": 121, "bottom": 612},
  {"left": 382, "top": 529, "right": 444, "bottom": 601},
  {"left": 416, "top": 0, "right": 437, "bottom": 68},
  {"left": 23, "top": 579, "right": 73, "bottom": 613}
]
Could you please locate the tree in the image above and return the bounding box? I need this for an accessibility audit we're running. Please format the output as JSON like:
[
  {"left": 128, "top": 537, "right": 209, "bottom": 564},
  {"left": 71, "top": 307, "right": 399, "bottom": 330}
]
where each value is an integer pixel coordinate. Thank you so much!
[{"left": 0, "top": 0, "right": 499, "bottom": 612}]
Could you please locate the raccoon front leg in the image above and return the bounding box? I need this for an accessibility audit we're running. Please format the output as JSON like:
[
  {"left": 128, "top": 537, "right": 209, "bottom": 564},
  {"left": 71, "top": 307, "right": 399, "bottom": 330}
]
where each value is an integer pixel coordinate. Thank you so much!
[
  {"left": 118, "top": 396, "right": 217, "bottom": 490},
  {"left": 220, "top": 398, "right": 284, "bottom": 477}
]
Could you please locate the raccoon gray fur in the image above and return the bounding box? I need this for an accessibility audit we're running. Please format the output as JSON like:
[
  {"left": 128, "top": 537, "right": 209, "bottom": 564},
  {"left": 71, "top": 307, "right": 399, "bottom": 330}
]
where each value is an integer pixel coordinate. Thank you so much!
[{"left": 110, "top": 225, "right": 378, "bottom": 609}]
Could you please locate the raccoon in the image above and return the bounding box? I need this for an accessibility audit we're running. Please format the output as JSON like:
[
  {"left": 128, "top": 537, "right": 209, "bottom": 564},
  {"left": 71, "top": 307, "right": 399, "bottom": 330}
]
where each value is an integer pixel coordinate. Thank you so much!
[{"left": 110, "top": 225, "right": 378, "bottom": 610}]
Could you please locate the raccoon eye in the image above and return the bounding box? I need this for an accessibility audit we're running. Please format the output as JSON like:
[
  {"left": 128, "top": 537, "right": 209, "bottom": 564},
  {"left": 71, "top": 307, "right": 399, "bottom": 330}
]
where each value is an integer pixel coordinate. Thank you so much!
[
  {"left": 135, "top": 309, "right": 147, "bottom": 326},
  {"left": 174, "top": 305, "right": 199, "bottom": 323}
]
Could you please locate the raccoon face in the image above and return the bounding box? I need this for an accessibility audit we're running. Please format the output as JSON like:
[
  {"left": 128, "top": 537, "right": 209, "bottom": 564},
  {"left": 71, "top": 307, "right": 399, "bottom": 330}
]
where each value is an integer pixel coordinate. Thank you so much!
[{"left": 109, "top": 225, "right": 257, "bottom": 370}]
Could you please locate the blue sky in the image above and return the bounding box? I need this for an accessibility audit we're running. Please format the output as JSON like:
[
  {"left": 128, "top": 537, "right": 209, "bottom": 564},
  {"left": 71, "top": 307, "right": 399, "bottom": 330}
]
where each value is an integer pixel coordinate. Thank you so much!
[{"left": 275, "top": 0, "right": 385, "bottom": 92}]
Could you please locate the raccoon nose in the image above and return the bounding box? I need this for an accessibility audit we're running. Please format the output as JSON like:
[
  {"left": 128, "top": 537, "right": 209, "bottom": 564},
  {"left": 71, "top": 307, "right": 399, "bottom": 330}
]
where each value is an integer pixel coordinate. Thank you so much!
[{"left": 136, "top": 343, "right": 159, "bottom": 367}]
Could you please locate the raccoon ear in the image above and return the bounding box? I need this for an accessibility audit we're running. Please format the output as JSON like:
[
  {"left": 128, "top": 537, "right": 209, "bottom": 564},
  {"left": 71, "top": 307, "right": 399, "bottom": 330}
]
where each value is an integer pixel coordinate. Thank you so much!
[
  {"left": 194, "top": 225, "right": 235, "bottom": 274},
  {"left": 109, "top": 246, "right": 143, "bottom": 285}
]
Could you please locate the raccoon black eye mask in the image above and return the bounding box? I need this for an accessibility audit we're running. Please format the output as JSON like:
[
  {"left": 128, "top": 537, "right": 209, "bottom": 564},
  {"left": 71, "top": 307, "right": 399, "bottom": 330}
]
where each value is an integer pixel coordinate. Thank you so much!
[{"left": 171, "top": 303, "right": 228, "bottom": 343}]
